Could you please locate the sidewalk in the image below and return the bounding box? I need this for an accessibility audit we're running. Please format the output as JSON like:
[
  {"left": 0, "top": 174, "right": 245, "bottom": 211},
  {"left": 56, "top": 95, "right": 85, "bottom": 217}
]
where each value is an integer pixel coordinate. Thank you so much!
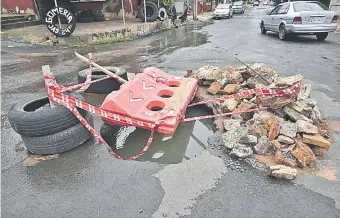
[
  {"left": 1, "top": 15, "right": 211, "bottom": 46},
  {"left": 1, "top": 19, "right": 174, "bottom": 46}
]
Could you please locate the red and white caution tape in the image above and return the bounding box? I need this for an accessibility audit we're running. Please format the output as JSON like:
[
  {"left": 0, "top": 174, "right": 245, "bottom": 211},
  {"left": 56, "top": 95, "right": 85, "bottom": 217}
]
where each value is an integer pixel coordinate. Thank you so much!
[
  {"left": 189, "top": 82, "right": 301, "bottom": 107},
  {"left": 43, "top": 56, "right": 303, "bottom": 160}
]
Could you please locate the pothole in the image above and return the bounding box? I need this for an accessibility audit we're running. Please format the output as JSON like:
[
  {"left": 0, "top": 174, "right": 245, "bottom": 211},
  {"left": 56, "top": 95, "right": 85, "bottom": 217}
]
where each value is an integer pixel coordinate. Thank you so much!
[{"left": 83, "top": 93, "right": 215, "bottom": 164}]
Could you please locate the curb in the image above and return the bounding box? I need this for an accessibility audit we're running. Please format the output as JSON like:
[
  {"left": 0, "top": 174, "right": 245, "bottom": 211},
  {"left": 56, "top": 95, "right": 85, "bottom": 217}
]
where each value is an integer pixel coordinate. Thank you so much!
[{"left": 1, "top": 19, "right": 202, "bottom": 47}]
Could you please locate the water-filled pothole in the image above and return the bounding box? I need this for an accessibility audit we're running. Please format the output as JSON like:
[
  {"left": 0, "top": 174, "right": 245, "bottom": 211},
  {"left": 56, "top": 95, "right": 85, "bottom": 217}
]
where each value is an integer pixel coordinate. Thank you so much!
[{"left": 100, "top": 105, "right": 215, "bottom": 164}]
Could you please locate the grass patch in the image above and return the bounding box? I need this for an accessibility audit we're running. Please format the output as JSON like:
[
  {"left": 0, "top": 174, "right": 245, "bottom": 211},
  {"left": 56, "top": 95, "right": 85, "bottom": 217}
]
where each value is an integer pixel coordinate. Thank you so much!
[
  {"left": 1, "top": 31, "right": 42, "bottom": 37},
  {"left": 71, "top": 36, "right": 136, "bottom": 47}
]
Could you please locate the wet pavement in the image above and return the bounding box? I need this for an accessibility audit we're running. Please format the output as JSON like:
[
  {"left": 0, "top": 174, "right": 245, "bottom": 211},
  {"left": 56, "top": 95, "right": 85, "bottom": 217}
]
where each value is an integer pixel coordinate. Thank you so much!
[{"left": 2, "top": 6, "right": 340, "bottom": 218}]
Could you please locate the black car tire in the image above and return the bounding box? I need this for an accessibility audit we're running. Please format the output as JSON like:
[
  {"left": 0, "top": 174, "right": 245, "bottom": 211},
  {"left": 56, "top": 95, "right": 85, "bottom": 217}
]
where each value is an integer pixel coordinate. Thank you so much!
[
  {"left": 138, "top": 1, "right": 158, "bottom": 22},
  {"left": 45, "top": 7, "right": 76, "bottom": 37},
  {"left": 21, "top": 112, "right": 93, "bottom": 155},
  {"left": 94, "top": 16, "right": 105, "bottom": 22},
  {"left": 260, "top": 22, "right": 267, "bottom": 34},
  {"left": 279, "top": 24, "right": 288, "bottom": 40},
  {"left": 79, "top": 16, "right": 95, "bottom": 23},
  {"left": 77, "top": 66, "right": 127, "bottom": 94},
  {"left": 316, "top": 32, "right": 328, "bottom": 41},
  {"left": 8, "top": 93, "right": 87, "bottom": 137}
]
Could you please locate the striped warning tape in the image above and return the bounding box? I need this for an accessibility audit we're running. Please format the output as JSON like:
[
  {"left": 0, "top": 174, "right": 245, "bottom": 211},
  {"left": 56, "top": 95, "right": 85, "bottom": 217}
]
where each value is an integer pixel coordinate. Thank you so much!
[
  {"left": 189, "top": 81, "right": 302, "bottom": 107},
  {"left": 44, "top": 63, "right": 302, "bottom": 160}
]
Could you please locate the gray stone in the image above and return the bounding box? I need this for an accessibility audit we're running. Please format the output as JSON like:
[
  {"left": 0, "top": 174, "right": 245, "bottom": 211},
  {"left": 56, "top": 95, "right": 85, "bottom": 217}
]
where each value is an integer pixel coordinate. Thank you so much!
[
  {"left": 283, "top": 106, "right": 313, "bottom": 123},
  {"left": 239, "top": 135, "right": 258, "bottom": 146},
  {"left": 268, "top": 165, "right": 298, "bottom": 180},
  {"left": 253, "top": 137, "right": 273, "bottom": 154},
  {"left": 278, "top": 135, "right": 294, "bottom": 145},
  {"left": 313, "top": 105, "right": 323, "bottom": 121},
  {"left": 306, "top": 98, "right": 317, "bottom": 108},
  {"left": 296, "top": 120, "right": 318, "bottom": 134},
  {"left": 222, "top": 124, "right": 247, "bottom": 149},
  {"left": 280, "top": 121, "right": 297, "bottom": 138},
  {"left": 207, "top": 134, "right": 224, "bottom": 147},
  {"left": 196, "top": 66, "right": 226, "bottom": 81},
  {"left": 222, "top": 119, "right": 241, "bottom": 131},
  {"left": 277, "top": 74, "right": 303, "bottom": 86},
  {"left": 230, "top": 144, "right": 253, "bottom": 158},
  {"left": 221, "top": 99, "right": 238, "bottom": 113},
  {"left": 298, "top": 84, "right": 312, "bottom": 100}
]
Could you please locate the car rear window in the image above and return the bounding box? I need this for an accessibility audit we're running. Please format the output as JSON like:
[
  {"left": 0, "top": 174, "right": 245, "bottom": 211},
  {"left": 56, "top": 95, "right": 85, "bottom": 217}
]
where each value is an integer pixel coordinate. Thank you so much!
[
  {"left": 293, "top": 2, "right": 328, "bottom": 12},
  {"left": 234, "top": 1, "right": 243, "bottom": 5}
]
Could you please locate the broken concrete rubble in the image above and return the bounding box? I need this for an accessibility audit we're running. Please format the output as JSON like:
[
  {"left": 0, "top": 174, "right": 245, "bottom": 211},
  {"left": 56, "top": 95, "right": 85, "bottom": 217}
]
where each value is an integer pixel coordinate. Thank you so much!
[
  {"left": 296, "top": 120, "right": 318, "bottom": 134},
  {"left": 221, "top": 84, "right": 239, "bottom": 94},
  {"left": 222, "top": 123, "right": 247, "bottom": 149},
  {"left": 302, "top": 134, "right": 331, "bottom": 149},
  {"left": 280, "top": 120, "right": 297, "bottom": 138},
  {"left": 239, "top": 135, "right": 258, "bottom": 146},
  {"left": 254, "top": 137, "right": 273, "bottom": 155},
  {"left": 298, "top": 84, "right": 311, "bottom": 100},
  {"left": 268, "top": 165, "right": 298, "bottom": 180},
  {"left": 230, "top": 144, "right": 253, "bottom": 158},
  {"left": 207, "top": 82, "right": 222, "bottom": 95},
  {"left": 283, "top": 106, "right": 313, "bottom": 123},
  {"left": 291, "top": 141, "right": 316, "bottom": 168},
  {"left": 221, "top": 99, "right": 239, "bottom": 113},
  {"left": 196, "top": 65, "right": 226, "bottom": 81},
  {"left": 278, "top": 135, "right": 294, "bottom": 145},
  {"left": 222, "top": 119, "right": 241, "bottom": 131},
  {"left": 193, "top": 63, "right": 332, "bottom": 179}
]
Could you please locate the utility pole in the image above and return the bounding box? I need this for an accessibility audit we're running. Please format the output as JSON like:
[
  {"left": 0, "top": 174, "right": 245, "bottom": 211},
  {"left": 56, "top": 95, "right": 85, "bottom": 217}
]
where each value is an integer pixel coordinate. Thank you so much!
[{"left": 193, "top": 0, "right": 197, "bottom": 20}]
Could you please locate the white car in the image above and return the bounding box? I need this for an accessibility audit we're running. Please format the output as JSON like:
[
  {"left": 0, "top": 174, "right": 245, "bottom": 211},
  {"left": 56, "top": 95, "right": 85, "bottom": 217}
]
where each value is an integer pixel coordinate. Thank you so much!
[
  {"left": 260, "top": 1, "right": 338, "bottom": 41},
  {"left": 214, "top": 4, "right": 234, "bottom": 19},
  {"left": 232, "top": 1, "right": 245, "bottom": 14}
]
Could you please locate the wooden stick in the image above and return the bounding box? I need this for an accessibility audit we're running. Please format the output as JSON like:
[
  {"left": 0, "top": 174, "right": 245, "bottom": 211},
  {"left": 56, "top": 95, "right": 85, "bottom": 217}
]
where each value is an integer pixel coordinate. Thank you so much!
[
  {"left": 42, "top": 65, "right": 56, "bottom": 108},
  {"left": 74, "top": 52, "right": 127, "bottom": 84},
  {"left": 234, "top": 56, "right": 269, "bottom": 85}
]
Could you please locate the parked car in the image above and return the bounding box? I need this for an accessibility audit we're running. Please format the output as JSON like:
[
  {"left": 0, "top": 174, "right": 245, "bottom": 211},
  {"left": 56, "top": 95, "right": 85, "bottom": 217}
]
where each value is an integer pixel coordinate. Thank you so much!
[
  {"left": 269, "top": 1, "right": 275, "bottom": 6},
  {"left": 260, "top": 1, "right": 338, "bottom": 41},
  {"left": 253, "top": 1, "right": 259, "bottom": 6},
  {"left": 214, "top": 4, "right": 234, "bottom": 19},
  {"left": 263, "top": 1, "right": 269, "bottom": 5},
  {"left": 232, "top": 1, "right": 245, "bottom": 14}
]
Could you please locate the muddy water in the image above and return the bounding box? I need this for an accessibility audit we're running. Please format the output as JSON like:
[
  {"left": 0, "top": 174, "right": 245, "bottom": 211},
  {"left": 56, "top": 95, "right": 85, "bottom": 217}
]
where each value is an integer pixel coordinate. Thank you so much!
[{"left": 82, "top": 93, "right": 215, "bottom": 164}]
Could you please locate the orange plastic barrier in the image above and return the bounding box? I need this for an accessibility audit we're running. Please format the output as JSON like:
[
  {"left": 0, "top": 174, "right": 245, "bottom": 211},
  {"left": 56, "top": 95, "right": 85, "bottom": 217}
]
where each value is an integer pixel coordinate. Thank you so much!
[{"left": 101, "top": 67, "right": 198, "bottom": 135}]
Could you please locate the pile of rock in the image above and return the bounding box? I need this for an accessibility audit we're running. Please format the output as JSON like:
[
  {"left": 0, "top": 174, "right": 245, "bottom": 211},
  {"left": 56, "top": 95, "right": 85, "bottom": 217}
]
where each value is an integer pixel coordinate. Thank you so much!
[{"left": 189, "top": 63, "right": 332, "bottom": 180}]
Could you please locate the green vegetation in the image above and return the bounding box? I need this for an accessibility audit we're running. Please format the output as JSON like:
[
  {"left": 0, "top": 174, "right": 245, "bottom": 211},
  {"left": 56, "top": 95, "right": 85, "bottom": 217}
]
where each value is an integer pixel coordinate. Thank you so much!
[{"left": 71, "top": 36, "right": 136, "bottom": 48}]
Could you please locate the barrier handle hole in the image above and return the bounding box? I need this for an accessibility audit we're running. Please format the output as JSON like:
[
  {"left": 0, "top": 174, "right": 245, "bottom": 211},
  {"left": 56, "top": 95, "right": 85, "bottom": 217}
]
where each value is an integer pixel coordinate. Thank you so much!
[{"left": 150, "top": 106, "right": 163, "bottom": 111}]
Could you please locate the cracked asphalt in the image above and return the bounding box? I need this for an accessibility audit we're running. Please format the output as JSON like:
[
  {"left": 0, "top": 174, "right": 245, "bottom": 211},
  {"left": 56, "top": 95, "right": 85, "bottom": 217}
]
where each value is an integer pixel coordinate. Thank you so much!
[{"left": 1, "top": 6, "right": 340, "bottom": 218}]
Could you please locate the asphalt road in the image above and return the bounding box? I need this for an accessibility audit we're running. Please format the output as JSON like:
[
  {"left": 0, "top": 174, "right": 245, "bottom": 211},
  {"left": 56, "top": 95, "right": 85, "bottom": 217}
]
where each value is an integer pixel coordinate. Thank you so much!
[{"left": 2, "top": 7, "right": 340, "bottom": 218}]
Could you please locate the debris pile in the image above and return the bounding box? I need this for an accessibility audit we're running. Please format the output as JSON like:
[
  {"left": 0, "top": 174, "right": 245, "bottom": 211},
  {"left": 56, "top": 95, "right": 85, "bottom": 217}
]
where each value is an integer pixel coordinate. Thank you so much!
[{"left": 189, "top": 63, "right": 332, "bottom": 180}]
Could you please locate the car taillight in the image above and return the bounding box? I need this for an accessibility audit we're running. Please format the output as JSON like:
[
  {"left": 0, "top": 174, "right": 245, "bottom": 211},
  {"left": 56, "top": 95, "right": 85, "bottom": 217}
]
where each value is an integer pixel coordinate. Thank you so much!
[
  {"left": 331, "top": 15, "right": 338, "bottom": 23},
  {"left": 293, "top": 16, "right": 302, "bottom": 24}
]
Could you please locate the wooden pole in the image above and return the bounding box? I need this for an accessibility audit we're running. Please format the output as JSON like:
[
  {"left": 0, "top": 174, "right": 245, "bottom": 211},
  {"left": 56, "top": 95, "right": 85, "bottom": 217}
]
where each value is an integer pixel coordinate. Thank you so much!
[
  {"left": 42, "top": 65, "right": 56, "bottom": 108},
  {"left": 74, "top": 52, "right": 128, "bottom": 84}
]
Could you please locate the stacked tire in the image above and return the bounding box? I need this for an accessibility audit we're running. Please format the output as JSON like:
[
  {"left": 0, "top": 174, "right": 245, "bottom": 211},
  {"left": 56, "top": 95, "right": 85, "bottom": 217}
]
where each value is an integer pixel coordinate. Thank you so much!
[
  {"left": 8, "top": 93, "right": 93, "bottom": 155},
  {"left": 77, "top": 9, "right": 95, "bottom": 23},
  {"left": 138, "top": 1, "right": 159, "bottom": 22},
  {"left": 77, "top": 66, "right": 127, "bottom": 94}
]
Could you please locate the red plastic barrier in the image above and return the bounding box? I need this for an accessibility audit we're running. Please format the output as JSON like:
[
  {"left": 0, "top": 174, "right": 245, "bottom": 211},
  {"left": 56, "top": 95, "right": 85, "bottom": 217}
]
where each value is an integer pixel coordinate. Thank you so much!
[{"left": 101, "top": 67, "right": 198, "bottom": 135}]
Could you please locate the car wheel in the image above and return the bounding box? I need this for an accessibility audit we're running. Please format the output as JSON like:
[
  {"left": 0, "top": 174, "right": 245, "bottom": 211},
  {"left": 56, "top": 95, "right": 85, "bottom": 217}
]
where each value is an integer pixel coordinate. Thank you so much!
[
  {"left": 279, "top": 24, "right": 288, "bottom": 40},
  {"left": 316, "top": 32, "right": 328, "bottom": 41},
  {"left": 260, "top": 22, "right": 267, "bottom": 34}
]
